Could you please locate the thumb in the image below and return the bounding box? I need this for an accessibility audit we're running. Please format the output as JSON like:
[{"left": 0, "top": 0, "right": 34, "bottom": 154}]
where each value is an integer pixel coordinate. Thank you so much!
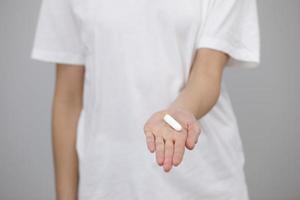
[{"left": 185, "top": 121, "right": 201, "bottom": 150}]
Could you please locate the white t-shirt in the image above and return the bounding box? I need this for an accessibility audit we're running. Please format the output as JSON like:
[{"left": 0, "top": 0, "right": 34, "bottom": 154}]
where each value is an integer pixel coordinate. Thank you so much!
[{"left": 31, "top": 0, "right": 260, "bottom": 199}]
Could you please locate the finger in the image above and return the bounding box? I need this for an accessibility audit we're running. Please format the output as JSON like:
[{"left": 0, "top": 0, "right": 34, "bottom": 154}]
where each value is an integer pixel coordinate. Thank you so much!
[
  {"left": 155, "top": 136, "right": 165, "bottom": 166},
  {"left": 173, "top": 135, "right": 186, "bottom": 166},
  {"left": 144, "top": 131, "right": 155, "bottom": 153},
  {"left": 185, "top": 121, "right": 201, "bottom": 150},
  {"left": 163, "top": 139, "right": 174, "bottom": 172}
]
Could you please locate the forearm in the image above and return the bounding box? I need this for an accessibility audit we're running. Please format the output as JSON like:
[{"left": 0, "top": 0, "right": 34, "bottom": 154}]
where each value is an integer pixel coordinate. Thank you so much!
[
  {"left": 52, "top": 95, "right": 82, "bottom": 200},
  {"left": 169, "top": 74, "right": 221, "bottom": 120},
  {"left": 168, "top": 49, "right": 228, "bottom": 120}
]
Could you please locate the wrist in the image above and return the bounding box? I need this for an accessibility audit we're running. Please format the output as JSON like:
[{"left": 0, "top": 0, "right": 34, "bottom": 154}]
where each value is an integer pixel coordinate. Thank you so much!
[{"left": 167, "top": 101, "right": 199, "bottom": 120}]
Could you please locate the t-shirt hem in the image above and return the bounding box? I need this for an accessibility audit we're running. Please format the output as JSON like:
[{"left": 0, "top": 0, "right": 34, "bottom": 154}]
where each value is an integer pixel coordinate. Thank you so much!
[{"left": 31, "top": 48, "right": 85, "bottom": 65}]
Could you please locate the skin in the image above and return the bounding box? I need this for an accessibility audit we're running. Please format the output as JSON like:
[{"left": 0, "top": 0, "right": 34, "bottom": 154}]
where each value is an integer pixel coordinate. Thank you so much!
[
  {"left": 143, "top": 48, "right": 229, "bottom": 172},
  {"left": 52, "top": 48, "right": 228, "bottom": 199},
  {"left": 52, "top": 64, "right": 84, "bottom": 200}
]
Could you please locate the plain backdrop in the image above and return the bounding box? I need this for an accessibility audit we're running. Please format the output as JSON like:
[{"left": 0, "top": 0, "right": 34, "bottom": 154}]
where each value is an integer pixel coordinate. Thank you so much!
[{"left": 0, "top": 0, "right": 299, "bottom": 199}]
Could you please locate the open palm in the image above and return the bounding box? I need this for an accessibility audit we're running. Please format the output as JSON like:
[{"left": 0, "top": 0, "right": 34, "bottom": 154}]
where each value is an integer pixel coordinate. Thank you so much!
[{"left": 143, "top": 107, "right": 201, "bottom": 172}]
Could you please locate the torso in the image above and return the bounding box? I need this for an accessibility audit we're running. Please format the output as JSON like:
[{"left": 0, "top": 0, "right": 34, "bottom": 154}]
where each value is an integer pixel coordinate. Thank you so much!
[{"left": 71, "top": 1, "right": 249, "bottom": 199}]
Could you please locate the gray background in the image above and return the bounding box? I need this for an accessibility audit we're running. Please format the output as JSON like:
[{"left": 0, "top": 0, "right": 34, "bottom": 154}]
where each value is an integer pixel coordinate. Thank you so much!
[{"left": 0, "top": 0, "right": 299, "bottom": 199}]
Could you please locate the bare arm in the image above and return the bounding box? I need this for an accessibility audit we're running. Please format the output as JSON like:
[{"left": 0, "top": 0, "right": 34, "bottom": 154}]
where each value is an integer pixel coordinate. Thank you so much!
[
  {"left": 169, "top": 48, "right": 229, "bottom": 120},
  {"left": 51, "top": 64, "right": 84, "bottom": 200},
  {"left": 144, "top": 48, "right": 229, "bottom": 172}
]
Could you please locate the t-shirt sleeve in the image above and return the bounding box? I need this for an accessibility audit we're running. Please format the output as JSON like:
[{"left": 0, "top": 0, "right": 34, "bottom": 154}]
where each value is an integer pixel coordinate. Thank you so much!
[
  {"left": 31, "top": 0, "right": 86, "bottom": 65},
  {"left": 195, "top": 0, "right": 260, "bottom": 68}
]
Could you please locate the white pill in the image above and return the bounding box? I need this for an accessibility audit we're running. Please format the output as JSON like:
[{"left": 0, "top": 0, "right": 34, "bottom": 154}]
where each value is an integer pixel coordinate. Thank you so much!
[{"left": 163, "top": 114, "right": 182, "bottom": 131}]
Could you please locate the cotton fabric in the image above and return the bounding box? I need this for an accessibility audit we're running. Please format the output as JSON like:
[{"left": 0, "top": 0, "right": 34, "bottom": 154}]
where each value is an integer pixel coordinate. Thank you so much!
[{"left": 31, "top": 0, "right": 260, "bottom": 199}]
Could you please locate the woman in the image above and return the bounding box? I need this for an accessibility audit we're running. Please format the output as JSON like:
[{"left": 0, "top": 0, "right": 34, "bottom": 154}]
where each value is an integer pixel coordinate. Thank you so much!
[{"left": 31, "top": 0, "right": 260, "bottom": 199}]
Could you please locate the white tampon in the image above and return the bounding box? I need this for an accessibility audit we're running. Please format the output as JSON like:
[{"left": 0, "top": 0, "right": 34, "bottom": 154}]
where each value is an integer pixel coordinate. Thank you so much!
[{"left": 163, "top": 114, "right": 182, "bottom": 131}]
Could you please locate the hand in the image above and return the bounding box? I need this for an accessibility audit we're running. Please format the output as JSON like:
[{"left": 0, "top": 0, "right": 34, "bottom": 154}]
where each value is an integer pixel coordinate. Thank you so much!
[{"left": 143, "top": 107, "right": 201, "bottom": 172}]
